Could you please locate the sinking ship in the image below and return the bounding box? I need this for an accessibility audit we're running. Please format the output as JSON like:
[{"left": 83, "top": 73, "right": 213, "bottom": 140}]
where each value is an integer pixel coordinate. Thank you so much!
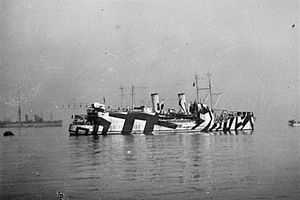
[{"left": 68, "top": 91, "right": 254, "bottom": 135}]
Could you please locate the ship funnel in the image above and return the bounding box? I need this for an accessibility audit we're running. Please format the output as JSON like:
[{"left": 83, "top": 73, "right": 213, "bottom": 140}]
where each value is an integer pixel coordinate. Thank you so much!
[
  {"left": 151, "top": 93, "right": 160, "bottom": 113},
  {"left": 178, "top": 93, "right": 187, "bottom": 113}
]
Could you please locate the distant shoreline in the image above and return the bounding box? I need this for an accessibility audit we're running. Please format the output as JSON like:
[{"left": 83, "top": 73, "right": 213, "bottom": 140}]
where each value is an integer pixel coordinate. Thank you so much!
[{"left": 0, "top": 120, "right": 63, "bottom": 128}]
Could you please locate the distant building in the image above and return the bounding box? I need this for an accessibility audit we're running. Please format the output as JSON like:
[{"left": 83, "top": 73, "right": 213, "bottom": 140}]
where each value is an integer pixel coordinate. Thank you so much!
[
  {"left": 2, "top": 117, "right": 11, "bottom": 123},
  {"left": 25, "top": 114, "right": 29, "bottom": 122},
  {"left": 34, "top": 114, "right": 43, "bottom": 122}
]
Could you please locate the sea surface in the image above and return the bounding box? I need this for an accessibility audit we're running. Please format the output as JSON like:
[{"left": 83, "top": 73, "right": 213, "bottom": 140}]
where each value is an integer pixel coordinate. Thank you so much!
[{"left": 1, "top": 122, "right": 300, "bottom": 200}]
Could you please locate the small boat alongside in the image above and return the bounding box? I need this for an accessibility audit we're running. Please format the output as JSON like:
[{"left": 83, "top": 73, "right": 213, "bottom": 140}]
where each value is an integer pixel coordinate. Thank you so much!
[{"left": 288, "top": 120, "right": 300, "bottom": 127}]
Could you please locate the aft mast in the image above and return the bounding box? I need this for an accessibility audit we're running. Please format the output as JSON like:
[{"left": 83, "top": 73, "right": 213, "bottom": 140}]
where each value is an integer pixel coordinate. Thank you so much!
[
  {"left": 207, "top": 72, "right": 213, "bottom": 111},
  {"left": 194, "top": 74, "right": 200, "bottom": 103},
  {"left": 194, "top": 72, "right": 218, "bottom": 111},
  {"left": 131, "top": 85, "right": 135, "bottom": 111}
]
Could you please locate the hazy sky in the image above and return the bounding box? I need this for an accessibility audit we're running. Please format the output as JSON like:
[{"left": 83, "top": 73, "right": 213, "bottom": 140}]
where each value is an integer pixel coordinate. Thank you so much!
[{"left": 0, "top": 0, "right": 299, "bottom": 123}]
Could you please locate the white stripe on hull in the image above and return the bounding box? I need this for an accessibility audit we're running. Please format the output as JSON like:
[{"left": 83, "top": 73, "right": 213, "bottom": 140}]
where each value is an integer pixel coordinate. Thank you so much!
[{"left": 69, "top": 112, "right": 254, "bottom": 135}]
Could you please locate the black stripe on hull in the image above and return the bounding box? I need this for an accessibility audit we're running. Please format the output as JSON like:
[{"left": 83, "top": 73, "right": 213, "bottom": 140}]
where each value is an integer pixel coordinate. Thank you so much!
[
  {"left": 209, "top": 123, "right": 218, "bottom": 131},
  {"left": 201, "top": 109, "right": 213, "bottom": 132},
  {"left": 92, "top": 117, "right": 111, "bottom": 135},
  {"left": 110, "top": 111, "right": 178, "bottom": 134},
  {"left": 71, "top": 109, "right": 254, "bottom": 135}
]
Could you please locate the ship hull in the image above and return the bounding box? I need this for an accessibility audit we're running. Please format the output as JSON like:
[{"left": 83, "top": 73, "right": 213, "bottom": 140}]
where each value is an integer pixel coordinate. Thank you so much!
[{"left": 69, "top": 110, "right": 254, "bottom": 135}]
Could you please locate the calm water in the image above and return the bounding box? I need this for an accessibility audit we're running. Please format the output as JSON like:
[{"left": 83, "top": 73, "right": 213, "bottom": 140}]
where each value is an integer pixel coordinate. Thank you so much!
[{"left": 1, "top": 123, "right": 300, "bottom": 200}]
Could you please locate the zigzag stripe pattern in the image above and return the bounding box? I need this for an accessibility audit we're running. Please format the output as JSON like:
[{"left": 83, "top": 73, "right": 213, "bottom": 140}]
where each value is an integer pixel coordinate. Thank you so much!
[
  {"left": 205, "top": 112, "right": 254, "bottom": 132},
  {"left": 69, "top": 106, "right": 254, "bottom": 135}
]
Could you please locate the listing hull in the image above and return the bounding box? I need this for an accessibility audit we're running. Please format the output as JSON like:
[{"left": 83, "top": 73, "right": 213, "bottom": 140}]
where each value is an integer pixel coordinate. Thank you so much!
[{"left": 69, "top": 109, "right": 254, "bottom": 135}]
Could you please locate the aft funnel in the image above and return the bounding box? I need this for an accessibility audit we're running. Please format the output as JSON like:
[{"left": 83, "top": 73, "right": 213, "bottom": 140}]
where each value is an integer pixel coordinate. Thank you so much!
[{"left": 178, "top": 93, "right": 187, "bottom": 113}]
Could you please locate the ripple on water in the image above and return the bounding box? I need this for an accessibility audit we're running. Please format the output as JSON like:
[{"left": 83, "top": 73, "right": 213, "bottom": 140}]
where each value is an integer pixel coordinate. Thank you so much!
[{"left": 1, "top": 128, "right": 300, "bottom": 199}]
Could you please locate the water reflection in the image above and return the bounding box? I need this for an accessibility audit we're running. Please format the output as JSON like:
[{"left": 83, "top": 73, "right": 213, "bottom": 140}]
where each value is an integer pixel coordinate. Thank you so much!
[{"left": 1, "top": 127, "right": 300, "bottom": 200}]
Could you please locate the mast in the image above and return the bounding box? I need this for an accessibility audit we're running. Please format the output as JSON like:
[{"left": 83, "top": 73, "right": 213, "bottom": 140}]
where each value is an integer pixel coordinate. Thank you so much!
[
  {"left": 207, "top": 72, "right": 213, "bottom": 110},
  {"left": 194, "top": 74, "right": 200, "bottom": 103},
  {"left": 194, "top": 73, "right": 215, "bottom": 110},
  {"left": 131, "top": 85, "right": 135, "bottom": 110}
]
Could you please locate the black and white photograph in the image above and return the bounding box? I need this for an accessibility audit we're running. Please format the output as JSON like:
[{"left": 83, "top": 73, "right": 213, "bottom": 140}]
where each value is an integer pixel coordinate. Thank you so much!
[{"left": 0, "top": 0, "right": 299, "bottom": 199}]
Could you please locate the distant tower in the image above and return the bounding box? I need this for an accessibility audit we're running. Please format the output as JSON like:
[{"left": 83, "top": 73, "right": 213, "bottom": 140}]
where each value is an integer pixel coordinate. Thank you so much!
[
  {"left": 18, "top": 104, "right": 21, "bottom": 123},
  {"left": 18, "top": 91, "right": 21, "bottom": 123},
  {"left": 131, "top": 85, "right": 135, "bottom": 110},
  {"left": 120, "top": 86, "right": 124, "bottom": 108}
]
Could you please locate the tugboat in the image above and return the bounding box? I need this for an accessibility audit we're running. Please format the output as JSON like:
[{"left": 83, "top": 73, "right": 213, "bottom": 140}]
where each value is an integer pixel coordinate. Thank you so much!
[{"left": 288, "top": 120, "right": 300, "bottom": 127}]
